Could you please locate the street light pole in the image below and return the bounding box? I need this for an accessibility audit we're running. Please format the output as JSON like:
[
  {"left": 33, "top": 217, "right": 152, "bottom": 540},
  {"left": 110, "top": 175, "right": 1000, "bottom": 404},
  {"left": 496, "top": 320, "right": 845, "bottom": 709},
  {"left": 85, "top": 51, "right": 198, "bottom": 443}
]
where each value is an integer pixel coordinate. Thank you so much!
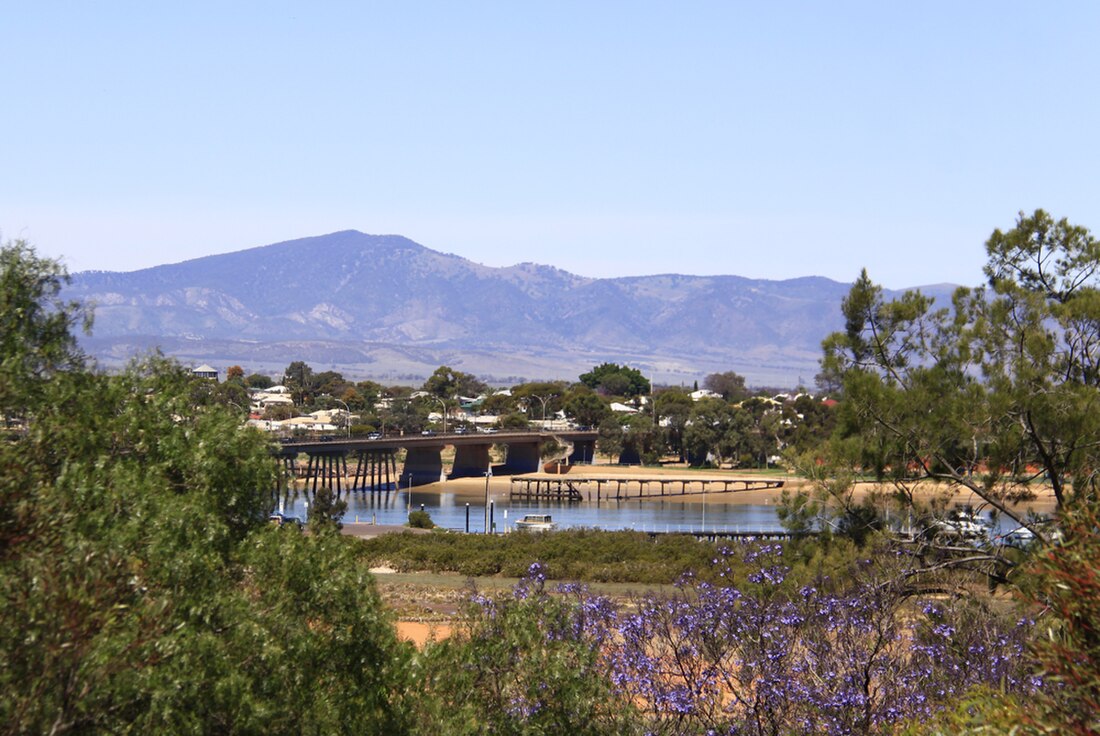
[
  {"left": 532, "top": 395, "right": 548, "bottom": 427},
  {"left": 484, "top": 468, "right": 492, "bottom": 533},
  {"left": 330, "top": 397, "right": 351, "bottom": 438}
]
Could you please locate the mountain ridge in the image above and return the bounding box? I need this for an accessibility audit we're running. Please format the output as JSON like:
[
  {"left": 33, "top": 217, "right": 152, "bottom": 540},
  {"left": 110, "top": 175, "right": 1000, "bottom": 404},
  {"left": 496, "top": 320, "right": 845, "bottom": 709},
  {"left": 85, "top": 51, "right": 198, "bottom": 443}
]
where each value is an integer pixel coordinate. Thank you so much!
[{"left": 65, "top": 231, "right": 956, "bottom": 386}]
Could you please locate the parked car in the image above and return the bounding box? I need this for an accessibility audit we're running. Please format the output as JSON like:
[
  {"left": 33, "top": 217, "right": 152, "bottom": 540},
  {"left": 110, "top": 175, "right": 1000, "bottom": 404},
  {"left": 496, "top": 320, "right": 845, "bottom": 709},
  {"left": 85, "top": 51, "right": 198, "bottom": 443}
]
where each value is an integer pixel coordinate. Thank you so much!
[
  {"left": 366, "top": 432, "right": 382, "bottom": 440},
  {"left": 421, "top": 429, "right": 436, "bottom": 437},
  {"left": 453, "top": 426, "right": 469, "bottom": 434}
]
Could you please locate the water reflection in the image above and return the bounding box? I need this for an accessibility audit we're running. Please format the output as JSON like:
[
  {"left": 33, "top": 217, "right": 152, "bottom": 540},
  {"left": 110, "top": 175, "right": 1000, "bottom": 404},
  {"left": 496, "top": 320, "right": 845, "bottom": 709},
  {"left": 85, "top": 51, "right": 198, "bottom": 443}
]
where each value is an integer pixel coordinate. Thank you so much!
[{"left": 279, "top": 489, "right": 785, "bottom": 534}]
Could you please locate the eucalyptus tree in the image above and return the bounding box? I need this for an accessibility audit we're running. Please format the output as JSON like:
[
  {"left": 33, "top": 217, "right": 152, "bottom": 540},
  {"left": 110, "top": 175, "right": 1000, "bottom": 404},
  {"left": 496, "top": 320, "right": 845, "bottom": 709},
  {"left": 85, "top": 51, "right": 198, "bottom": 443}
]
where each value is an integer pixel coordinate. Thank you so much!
[{"left": 654, "top": 388, "right": 693, "bottom": 460}]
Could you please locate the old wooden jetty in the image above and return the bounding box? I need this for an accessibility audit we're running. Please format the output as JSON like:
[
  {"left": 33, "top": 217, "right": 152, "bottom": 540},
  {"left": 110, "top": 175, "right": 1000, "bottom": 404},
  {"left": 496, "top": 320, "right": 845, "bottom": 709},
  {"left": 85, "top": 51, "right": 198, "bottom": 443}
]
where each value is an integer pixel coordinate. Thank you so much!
[{"left": 509, "top": 476, "right": 784, "bottom": 502}]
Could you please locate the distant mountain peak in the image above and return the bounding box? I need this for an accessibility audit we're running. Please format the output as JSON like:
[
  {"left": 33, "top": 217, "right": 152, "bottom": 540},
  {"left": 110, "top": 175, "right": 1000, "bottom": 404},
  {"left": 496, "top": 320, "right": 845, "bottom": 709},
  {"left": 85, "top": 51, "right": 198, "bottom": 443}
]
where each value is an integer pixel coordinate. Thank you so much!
[{"left": 65, "top": 231, "right": 958, "bottom": 386}]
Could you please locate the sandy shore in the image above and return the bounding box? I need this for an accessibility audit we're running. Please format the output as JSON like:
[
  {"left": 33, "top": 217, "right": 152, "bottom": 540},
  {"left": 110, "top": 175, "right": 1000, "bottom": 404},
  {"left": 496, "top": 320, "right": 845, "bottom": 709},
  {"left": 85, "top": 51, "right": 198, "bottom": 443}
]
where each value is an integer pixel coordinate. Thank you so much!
[{"left": 396, "top": 463, "right": 1057, "bottom": 514}]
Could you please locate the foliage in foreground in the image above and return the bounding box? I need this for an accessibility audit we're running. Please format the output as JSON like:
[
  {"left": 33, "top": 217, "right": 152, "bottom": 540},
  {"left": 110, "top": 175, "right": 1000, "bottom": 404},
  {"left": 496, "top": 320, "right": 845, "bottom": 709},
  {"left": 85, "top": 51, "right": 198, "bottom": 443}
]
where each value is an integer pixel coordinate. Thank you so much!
[
  {"left": 424, "top": 548, "right": 1037, "bottom": 736},
  {"left": 920, "top": 501, "right": 1100, "bottom": 736},
  {"left": 820, "top": 209, "right": 1100, "bottom": 547},
  {"left": 0, "top": 357, "right": 415, "bottom": 734},
  {"left": 0, "top": 242, "right": 414, "bottom": 733},
  {"left": 358, "top": 526, "right": 864, "bottom": 585}
]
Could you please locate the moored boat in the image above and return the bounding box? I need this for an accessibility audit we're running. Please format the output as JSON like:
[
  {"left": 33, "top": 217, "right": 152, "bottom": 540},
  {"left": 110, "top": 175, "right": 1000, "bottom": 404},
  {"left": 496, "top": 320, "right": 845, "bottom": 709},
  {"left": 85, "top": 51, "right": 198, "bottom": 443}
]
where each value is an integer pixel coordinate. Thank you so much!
[{"left": 514, "top": 513, "right": 557, "bottom": 531}]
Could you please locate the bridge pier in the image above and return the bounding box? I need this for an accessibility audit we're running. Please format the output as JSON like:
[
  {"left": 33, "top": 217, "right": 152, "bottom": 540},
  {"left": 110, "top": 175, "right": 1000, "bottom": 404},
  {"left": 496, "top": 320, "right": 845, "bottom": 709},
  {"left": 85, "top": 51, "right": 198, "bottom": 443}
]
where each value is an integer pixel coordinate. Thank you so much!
[
  {"left": 500, "top": 440, "right": 541, "bottom": 474},
  {"left": 350, "top": 450, "right": 397, "bottom": 491},
  {"left": 304, "top": 451, "right": 349, "bottom": 495},
  {"left": 451, "top": 443, "right": 492, "bottom": 478},
  {"left": 568, "top": 439, "right": 596, "bottom": 465},
  {"left": 400, "top": 445, "right": 445, "bottom": 487}
]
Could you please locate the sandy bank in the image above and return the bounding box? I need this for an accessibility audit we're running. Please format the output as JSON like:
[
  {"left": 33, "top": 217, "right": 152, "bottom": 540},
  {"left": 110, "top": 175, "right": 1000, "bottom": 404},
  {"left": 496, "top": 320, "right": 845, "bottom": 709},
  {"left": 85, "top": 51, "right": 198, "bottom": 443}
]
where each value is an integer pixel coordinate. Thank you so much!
[{"left": 395, "top": 464, "right": 1055, "bottom": 514}]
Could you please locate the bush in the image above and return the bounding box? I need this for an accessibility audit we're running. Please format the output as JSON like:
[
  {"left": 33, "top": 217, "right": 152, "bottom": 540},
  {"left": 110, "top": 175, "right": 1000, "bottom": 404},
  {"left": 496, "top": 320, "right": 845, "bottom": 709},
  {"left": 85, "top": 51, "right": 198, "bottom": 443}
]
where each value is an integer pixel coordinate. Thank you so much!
[{"left": 407, "top": 510, "right": 435, "bottom": 529}]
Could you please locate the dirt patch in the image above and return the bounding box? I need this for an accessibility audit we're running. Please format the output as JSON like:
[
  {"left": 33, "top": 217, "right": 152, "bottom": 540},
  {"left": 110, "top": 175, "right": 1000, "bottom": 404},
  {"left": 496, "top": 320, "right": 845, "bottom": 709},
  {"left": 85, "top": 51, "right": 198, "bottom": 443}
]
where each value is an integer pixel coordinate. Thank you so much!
[{"left": 396, "top": 621, "right": 454, "bottom": 647}]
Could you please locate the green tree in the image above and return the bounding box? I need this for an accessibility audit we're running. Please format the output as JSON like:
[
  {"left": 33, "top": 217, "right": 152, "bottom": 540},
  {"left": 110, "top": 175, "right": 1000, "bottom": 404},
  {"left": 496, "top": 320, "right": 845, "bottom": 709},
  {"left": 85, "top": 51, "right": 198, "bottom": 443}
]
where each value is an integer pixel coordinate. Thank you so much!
[
  {"left": 386, "top": 397, "right": 425, "bottom": 435},
  {"left": 244, "top": 372, "right": 274, "bottom": 389},
  {"left": 263, "top": 403, "right": 295, "bottom": 421},
  {"left": 740, "top": 396, "right": 783, "bottom": 467},
  {"left": 621, "top": 413, "right": 660, "bottom": 464},
  {"left": 422, "top": 365, "right": 487, "bottom": 399},
  {"left": 355, "top": 379, "right": 385, "bottom": 407},
  {"left": 0, "top": 240, "right": 90, "bottom": 420},
  {"left": 703, "top": 370, "right": 749, "bottom": 402},
  {"left": 307, "top": 486, "right": 348, "bottom": 533},
  {"left": 655, "top": 387, "right": 693, "bottom": 460},
  {"left": 314, "top": 369, "right": 350, "bottom": 401},
  {"left": 414, "top": 571, "right": 641, "bottom": 734},
  {"left": 564, "top": 386, "right": 611, "bottom": 428},
  {"left": 479, "top": 391, "right": 517, "bottom": 415},
  {"left": 282, "top": 360, "right": 317, "bottom": 405},
  {"left": 213, "top": 374, "right": 251, "bottom": 416},
  {"left": 822, "top": 210, "right": 1100, "bottom": 545},
  {"left": 683, "top": 398, "right": 753, "bottom": 467},
  {"left": 596, "top": 416, "right": 624, "bottom": 461},
  {"left": 786, "top": 393, "right": 838, "bottom": 452},
  {"left": 0, "top": 246, "right": 413, "bottom": 733},
  {"left": 498, "top": 411, "right": 530, "bottom": 429},
  {"left": 578, "top": 362, "right": 650, "bottom": 397},
  {"left": 512, "top": 380, "right": 568, "bottom": 420}
]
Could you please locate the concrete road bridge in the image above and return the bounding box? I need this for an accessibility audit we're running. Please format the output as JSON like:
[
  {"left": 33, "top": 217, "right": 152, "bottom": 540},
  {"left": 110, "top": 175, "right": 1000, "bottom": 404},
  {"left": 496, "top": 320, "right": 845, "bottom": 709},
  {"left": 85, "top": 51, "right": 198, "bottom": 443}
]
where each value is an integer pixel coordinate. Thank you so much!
[{"left": 273, "top": 429, "right": 597, "bottom": 492}]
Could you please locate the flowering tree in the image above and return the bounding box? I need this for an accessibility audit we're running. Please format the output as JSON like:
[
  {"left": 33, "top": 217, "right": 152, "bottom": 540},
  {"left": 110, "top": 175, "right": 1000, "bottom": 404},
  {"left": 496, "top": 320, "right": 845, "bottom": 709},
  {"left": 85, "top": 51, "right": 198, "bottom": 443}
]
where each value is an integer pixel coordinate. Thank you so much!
[{"left": 433, "top": 545, "right": 1036, "bottom": 735}]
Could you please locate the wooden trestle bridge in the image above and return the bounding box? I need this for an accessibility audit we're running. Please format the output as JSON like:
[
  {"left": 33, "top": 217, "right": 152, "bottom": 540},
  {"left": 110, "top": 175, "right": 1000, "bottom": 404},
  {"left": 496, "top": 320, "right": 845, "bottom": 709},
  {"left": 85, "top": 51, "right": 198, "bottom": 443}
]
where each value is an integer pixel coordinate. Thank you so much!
[{"left": 509, "top": 476, "right": 785, "bottom": 502}]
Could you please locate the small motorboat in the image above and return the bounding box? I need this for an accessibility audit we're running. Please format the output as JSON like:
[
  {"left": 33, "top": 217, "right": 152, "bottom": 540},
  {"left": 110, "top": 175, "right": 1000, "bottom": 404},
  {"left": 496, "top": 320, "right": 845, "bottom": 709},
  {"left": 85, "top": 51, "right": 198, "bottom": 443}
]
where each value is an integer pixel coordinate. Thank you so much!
[
  {"left": 514, "top": 514, "right": 557, "bottom": 532},
  {"left": 933, "top": 506, "right": 989, "bottom": 540}
]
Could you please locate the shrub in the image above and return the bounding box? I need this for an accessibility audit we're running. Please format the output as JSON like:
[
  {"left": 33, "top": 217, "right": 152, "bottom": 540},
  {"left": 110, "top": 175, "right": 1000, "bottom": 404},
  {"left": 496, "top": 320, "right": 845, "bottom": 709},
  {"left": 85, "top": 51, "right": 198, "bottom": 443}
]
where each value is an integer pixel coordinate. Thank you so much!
[{"left": 407, "top": 510, "right": 435, "bottom": 529}]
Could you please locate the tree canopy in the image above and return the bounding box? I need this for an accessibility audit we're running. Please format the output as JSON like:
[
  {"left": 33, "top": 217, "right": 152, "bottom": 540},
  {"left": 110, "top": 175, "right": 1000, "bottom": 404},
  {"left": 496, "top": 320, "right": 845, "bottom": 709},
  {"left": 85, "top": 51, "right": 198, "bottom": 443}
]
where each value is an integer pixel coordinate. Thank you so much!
[
  {"left": 578, "top": 362, "right": 650, "bottom": 397},
  {"left": 703, "top": 370, "right": 748, "bottom": 402},
  {"left": 820, "top": 209, "right": 1100, "bottom": 543},
  {"left": 422, "top": 365, "right": 487, "bottom": 399},
  {"left": 0, "top": 243, "right": 413, "bottom": 732},
  {"left": 0, "top": 239, "right": 90, "bottom": 418}
]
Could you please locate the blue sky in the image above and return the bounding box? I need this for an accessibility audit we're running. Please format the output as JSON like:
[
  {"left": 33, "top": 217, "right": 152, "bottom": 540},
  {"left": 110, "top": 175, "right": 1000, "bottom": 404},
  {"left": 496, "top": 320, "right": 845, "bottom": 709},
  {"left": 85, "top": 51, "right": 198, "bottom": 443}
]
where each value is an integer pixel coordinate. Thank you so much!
[{"left": 3, "top": 2, "right": 1098, "bottom": 288}]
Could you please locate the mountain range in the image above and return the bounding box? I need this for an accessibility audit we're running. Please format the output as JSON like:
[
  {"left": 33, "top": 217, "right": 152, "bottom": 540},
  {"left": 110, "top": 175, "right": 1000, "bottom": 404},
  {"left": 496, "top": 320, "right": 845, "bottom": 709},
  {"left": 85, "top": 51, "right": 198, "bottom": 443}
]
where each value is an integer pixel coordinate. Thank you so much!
[{"left": 65, "top": 231, "right": 956, "bottom": 387}]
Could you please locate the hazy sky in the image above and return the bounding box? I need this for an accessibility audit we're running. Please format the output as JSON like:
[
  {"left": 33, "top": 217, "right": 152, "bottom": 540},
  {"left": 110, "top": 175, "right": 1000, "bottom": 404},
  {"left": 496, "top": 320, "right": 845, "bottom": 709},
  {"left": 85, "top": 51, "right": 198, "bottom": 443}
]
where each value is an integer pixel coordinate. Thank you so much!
[{"left": 4, "top": 2, "right": 1098, "bottom": 288}]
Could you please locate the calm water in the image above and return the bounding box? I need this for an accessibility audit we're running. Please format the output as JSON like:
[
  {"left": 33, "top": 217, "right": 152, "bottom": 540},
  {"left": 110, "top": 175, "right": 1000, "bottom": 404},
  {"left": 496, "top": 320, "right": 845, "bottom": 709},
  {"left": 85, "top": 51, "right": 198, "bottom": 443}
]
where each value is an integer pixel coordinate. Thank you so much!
[
  {"left": 278, "top": 489, "right": 785, "bottom": 534},
  {"left": 276, "top": 487, "right": 1018, "bottom": 536}
]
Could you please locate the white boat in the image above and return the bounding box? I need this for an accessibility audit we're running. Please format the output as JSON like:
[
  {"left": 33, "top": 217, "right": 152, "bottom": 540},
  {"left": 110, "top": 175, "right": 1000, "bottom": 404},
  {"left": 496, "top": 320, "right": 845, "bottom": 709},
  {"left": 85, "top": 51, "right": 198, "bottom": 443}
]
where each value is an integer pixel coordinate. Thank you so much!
[
  {"left": 933, "top": 507, "right": 989, "bottom": 540},
  {"left": 514, "top": 514, "right": 557, "bottom": 532}
]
